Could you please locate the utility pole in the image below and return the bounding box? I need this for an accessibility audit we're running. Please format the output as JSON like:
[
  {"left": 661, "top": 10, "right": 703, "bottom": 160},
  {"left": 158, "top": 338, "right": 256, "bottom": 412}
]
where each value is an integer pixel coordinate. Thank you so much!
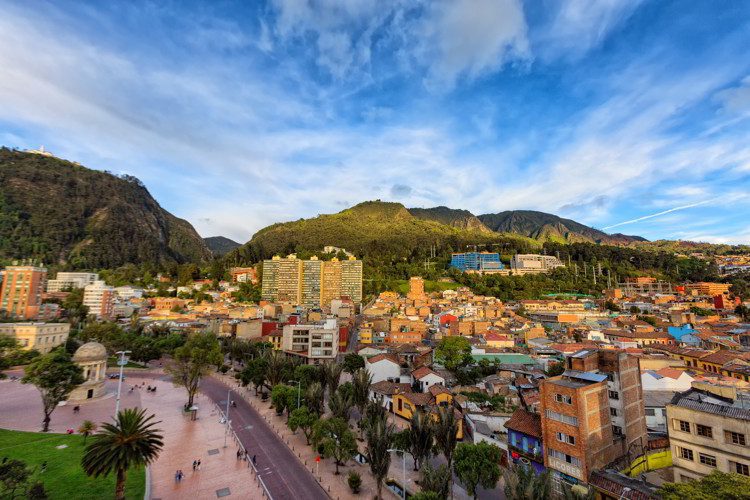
[{"left": 114, "top": 350, "right": 131, "bottom": 416}]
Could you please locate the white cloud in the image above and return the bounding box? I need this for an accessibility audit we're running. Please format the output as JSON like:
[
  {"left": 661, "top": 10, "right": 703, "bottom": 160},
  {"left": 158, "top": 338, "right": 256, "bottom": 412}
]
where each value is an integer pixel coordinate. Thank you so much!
[{"left": 715, "top": 76, "right": 750, "bottom": 117}]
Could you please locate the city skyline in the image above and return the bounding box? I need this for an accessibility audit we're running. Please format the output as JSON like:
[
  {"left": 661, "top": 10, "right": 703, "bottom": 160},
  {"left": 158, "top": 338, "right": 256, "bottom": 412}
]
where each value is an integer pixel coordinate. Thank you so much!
[{"left": 1, "top": 1, "right": 749, "bottom": 244}]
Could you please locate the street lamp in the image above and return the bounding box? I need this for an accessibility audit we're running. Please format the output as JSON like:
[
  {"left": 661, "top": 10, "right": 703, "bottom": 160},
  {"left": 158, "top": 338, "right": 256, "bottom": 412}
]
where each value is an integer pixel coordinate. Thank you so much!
[
  {"left": 387, "top": 448, "right": 410, "bottom": 500},
  {"left": 288, "top": 380, "right": 301, "bottom": 409},
  {"left": 114, "top": 350, "right": 131, "bottom": 416},
  {"left": 223, "top": 388, "right": 232, "bottom": 448}
]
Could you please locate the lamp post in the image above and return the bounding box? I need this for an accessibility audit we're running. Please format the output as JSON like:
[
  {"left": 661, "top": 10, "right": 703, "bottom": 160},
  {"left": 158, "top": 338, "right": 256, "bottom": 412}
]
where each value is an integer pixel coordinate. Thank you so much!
[
  {"left": 289, "top": 380, "right": 301, "bottom": 409},
  {"left": 387, "top": 448, "right": 409, "bottom": 500},
  {"left": 114, "top": 350, "right": 131, "bottom": 416},
  {"left": 224, "top": 388, "right": 231, "bottom": 448}
]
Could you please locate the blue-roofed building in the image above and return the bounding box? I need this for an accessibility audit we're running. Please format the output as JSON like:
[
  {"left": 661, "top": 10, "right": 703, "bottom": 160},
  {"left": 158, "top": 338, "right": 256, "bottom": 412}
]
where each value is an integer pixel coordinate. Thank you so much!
[{"left": 450, "top": 252, "right": 504, "bottom": 272}]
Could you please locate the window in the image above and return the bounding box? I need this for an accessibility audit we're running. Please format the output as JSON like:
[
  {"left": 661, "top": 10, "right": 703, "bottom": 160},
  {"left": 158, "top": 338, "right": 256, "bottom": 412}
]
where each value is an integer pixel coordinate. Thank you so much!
[
  {"left": 546, "top": 410, "right": 578, "bottom": 426},
  {"left": 548, "top": 448, "right": 581, "bottom": 467},
  {"left": 610, "top": 408, "right": 618, "bottom": 417},
  {"left": 696, "top": 425, "right": 713, "bottom": 438},
  {"left": 556, "top": 432, "right": 575, "bottom": 445},
  {"left": 554, "top": 394, "right": 573, "bottom": 405},
  {"left": 730, "top": 461, "right": 750, "bottom": 476},
  {"left": 726, "top": 431, "right": 747, "bottom": 446},
  {"left": 613, "top": 425, "right": 623, "bottom": 436},
  {"left": 609, "top": 390, "right": 619, "bottom": 400},
  {"left": 645, "top": 408, "right": 656, "bottom": 416},
  {"left": 699, "top": 454, "right": 716, "bottom": 467},
  {"left": 675, "top": 420, "right": 691, "bottom": 433},
  {"left": 679, "top": 447, "right": 694, "bottom": 461}
]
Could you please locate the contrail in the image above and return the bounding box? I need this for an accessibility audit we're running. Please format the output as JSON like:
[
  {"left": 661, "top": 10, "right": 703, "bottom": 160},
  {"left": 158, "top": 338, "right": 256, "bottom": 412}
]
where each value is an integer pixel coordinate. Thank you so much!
[{"left": 603, "top": 199, "right": 714, "bottom": 230}]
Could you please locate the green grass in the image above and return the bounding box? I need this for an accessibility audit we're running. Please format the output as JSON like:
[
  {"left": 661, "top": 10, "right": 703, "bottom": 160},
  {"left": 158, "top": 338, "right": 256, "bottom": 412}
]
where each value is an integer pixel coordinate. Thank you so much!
[
  {"left": 394, "top": 279, "right": 460, "bottom": 294},
  {"left": 0, "top": 428, "right": 146, "bottom": 500},
  {"left": 107, "top": 357, "right": 146, "bottom": 369}
]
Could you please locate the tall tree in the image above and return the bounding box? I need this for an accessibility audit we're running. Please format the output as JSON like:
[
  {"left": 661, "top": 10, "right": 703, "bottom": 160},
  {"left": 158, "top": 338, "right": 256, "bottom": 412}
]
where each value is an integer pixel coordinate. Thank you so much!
[
  {"left": 288, "top": 406, "right": 318, "bottom": 444},
  {"left": 364, "top": 413, "right": 394, "bottom": 499},
  {"left": 312, "top": 417, "right": 358, "bottom": 475},
  {"left": 658, "top": 470, "right": 750, "bottom": 500},
  {"left": 22, "top": 348, "right": 84, "bottom": 432},
  {"left": 435, "top": 337, "right": 472, "bottom": 374},
  {"left": 265, "top": 350, "right": 289, "bottom": 389},
  {"left": 453, "top": 442, "right": 503, "bottom": 499},
  {"left": 323, "top": 363, "right": 343, "bottom": 394},
  {"left": 294, "top": 364, "right": 321, "bottom": 388},
  {"left": 352, "top": 368, "right": 373, "bottom": 416},
  {"left": 420, "top": 463, "right": 452, "bottom": 499},
  {"left": 166, "top": 332, "right": 222, "bottom": 409},
  {"left": 240, "top": 357, "right": 268, "bottom": 395},
  {"left": 434, "top": 406, "right": 459, "bottom": 471},
  {"left": 328, "top": 387, "right": 354, "bottom": 421},
  {"left": 503, "top": 464, "right": 552, "bottom": 500},
  {"left": 342, "top": 352, "right": 365, "bottom": 374},
  {"left": 409, "top": 409, "right": 434, "bottom": 471},
  {"left": 306, "top": 382, "right": 325, "bottom": 416},
  {"left": 81, "top": 408, "right": 163, "bottom": 500}
]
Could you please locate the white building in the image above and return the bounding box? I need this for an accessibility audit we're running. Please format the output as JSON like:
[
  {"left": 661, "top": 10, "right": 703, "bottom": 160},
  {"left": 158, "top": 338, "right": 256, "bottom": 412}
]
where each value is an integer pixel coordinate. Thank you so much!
[
  {"left": 83, "top": 281, "right": 115, "bottom": 319},
  {"left": 510, "top": 254, "right": 564, "bottom": 275},
  {"left": 641, "top": 368, "right": 694, "bottom": 392},
  {"left": 365, "top": 353, "right": 403, "bottom": 383},
  {"left": 47, "top": 272, "right": 99, "bottom": 293},
  {"left": 114, "top": 286, "right": 144, "bottom": 300},
  {"left": 281, "top": 319, "right": 338, "bottom": 364}
]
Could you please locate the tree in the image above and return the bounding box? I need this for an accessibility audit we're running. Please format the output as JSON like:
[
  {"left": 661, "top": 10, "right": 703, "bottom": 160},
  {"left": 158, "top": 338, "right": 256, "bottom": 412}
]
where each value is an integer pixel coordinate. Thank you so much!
[
  {"left": 435, "top": 337, "right": 472, "bottom": 373},
  {"left": 22, "top": 348, "right": 84, "bottom": 432},
  {"left": 352, "top": 368, "right": 373, "bottom": 416},
  {"left": 453, "top": 442, "right": 502, "bottom": 499},
  {"left": 546, "top": 362, "right": 565, "bottom": 377},
  {"left": 392, "top": 429, "right": 411, "bottom": 453},
  {"left": 348, "top": 471, "right": 362, "bottom": 494},
  {"left": 657, "top": 470, "right": 750, "bottom": 500},
  {"left": 81, "top": 408, "right": 163, "bottom": 500},
  {"left": 420, "top": 463, "right": 451, "bottom": 499},
  {"left": 294, "top": 364, "right": 320, "bottom": 388},
  {"left": 364, "top": 413, "right": 395, "bottom": 499},
  {"left": 240, "top": 358, "right": 268, "bottom": 395},
  {"left": 408, "top": 409, "right": 434, "bottom": 471},
  {"left": 503, "top": 464, "right": 552, "bottom": 500},
  {"left": 306, "top": 382, "right": 325, "bottom": 416},
  {"left": 342, "top": 352, "right": 365, "bottom": 374},
  {"left": 265, "top": 350, "right": 291, "bottom": 389},
  {"left": 271, "top": 384, "right": 293, "bottom": 416},
  {"left": 78, "top": 420, "right": 97, "bottom": 443},
  {"left": 433, "top": 406, "right": 459, "bottom": 472},
  {"left": 328, "top": 386, "right": 354, "bottom": 421},
  {"left": 0, "top": 458, "right": 30, "bottom": 498},
  {"left": 62, "top": 287, "right": 89, "bottom": 329},
  {"left": 323, "top": 363, "right": 343, "bottom": 394},
  {"left": 312, "top": 417, "right": 358, "bottom": 475},
  {"left": 166, "top": 332, "right": 222, "bottom": 409},
  {"left": 288, "top": 406, "right": 318, "bottom": 444},
  {"left": 735, "top": 304, "right": 750, "bottom": 321},
  {"left": 411, "top": 492, "right": 441, "bottom": 500}
]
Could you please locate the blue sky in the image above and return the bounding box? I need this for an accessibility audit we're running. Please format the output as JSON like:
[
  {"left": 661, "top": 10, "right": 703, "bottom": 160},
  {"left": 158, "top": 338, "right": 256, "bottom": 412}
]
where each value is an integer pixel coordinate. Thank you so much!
[{"left": 1, "top": 1, "right": 749, "bottom": 244}]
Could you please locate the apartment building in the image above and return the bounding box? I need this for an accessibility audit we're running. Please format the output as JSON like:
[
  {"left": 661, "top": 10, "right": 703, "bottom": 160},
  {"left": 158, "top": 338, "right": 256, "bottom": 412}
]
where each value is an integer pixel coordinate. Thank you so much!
[
  {"left": 510, "top": 254, "right": 564, "bottom": 275},
  {"left": 684, "top": 282, "right": 732, "bottom": 296},
  {"left": 540, "top": 370, "right": 618, "bottom": 485},
  {"left": 46, "top": 272, "right": 98, "bottom": 292},
  {"left": 667, "top": 386, "right": 750, "bottom": 483},
  {"left": 0, "top": 265, "right": 47, "bottom": 320},
  {"left": 450, "top": 252, "right": 505, "bottom": 273},
  {"left": 281, "top": 319, "right": 339, "bottom": 364},
  {"left": 261, "top": 254, "right": 363, "bottom": 307},
  {"left": 83, "top": 281, "right": 115, "bottom": 320},
  {"left": 0, "top": 322, "right": 70, "bottom": 354}
]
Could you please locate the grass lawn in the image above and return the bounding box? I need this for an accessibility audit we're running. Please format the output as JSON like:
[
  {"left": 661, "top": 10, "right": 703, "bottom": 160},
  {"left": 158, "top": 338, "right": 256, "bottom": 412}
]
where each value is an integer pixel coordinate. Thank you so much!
[
  {"left": 395, "top": 279, "right": 460, "bottom": 295},
  {"left": 0, "top": 428, "right": 145, "bottom": 500}
]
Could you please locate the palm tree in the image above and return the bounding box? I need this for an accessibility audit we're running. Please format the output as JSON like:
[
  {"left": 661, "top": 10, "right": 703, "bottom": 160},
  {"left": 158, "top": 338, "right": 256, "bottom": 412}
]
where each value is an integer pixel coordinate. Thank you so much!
[
  {"left": 78, "top": 420, "right": 97, "bottom": 443},
  {"left": 265, "top": 350, "right": 288, "bottom": 389},
  {"left": 364, "top": 412, "right": 394, "bottom": 499},
  {"left": 351, "top": 368, "right": 372, "bottom": 415},
  {"left": 81, "top": 408, "right": 163, "bottom": 500},
  {"left": 503, "top": 464, "right": 552, "bottom": 500},
  {"left": 409, "top": 409, "right": 434, "bottom": 471},
  {"left": 323, "top": 363, "right": 343, "bottom": 395},
  {"left": 306, "top": 382, "right": 325, "bottom": 416},
  {"left": 328, "top": 388, "right": 354, "bottom": 421},
  {"left": 434, "top": 406, "right": 459, "bottom": 470}
]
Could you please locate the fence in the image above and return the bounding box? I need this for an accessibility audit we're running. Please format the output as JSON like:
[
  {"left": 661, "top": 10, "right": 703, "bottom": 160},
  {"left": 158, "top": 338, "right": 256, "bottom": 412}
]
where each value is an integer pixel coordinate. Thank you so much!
[{"left": 214, "top": 402, "right": 274, "bottom": 500}]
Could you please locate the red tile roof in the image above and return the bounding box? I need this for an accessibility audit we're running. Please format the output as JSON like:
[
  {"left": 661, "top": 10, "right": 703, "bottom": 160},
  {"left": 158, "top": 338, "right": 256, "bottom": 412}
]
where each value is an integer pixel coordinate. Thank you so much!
[
  {"left": 503, "top": 408, "right": 542, "bottom": 438},
  {"left": 412, "top": 366, "right": 442, "bottom": 380},
  {"left": 367, "top": 353, "right": 401, "bottom": 365},
  {"left": 370, "top": 381, "right": 412, "bottom": 395}
]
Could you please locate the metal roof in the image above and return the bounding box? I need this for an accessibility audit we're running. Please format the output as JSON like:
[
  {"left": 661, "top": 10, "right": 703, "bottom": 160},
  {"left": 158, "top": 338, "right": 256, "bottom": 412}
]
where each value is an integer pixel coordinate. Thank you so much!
[
  {"left": 562, "top": 369, "right": 607, "bottom": 383},
  {"left": 671, "top": 394, "right": 750, "bottom": 421}
]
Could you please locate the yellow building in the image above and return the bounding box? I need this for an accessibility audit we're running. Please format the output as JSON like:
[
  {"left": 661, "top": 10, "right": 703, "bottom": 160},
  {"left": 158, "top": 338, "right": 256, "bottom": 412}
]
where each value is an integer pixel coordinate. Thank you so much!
[
  {"left": 392, "top": 386, "right": 463, "bottom": 439},
  {"left": 684, "top": 282, "right": 731, "bottom": 296},
  {"left": 359, "top": 322, "right": 374, "bottom": 344},
  {"left": 0, "top": 322, "right": 70, "bottom": 354}
]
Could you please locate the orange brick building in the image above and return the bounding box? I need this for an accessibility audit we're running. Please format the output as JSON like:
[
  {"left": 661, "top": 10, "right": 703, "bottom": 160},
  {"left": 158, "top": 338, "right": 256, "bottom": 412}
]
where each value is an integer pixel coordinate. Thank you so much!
[{"left": 0, "top": 265, "right": 47, "bottom": 320}]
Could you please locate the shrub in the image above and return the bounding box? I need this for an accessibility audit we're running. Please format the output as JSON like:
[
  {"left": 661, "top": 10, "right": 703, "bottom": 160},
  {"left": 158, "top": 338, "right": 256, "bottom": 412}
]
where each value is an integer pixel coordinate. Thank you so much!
[{"left": 347, "top": 471, "right": 362, "bottom": 494}]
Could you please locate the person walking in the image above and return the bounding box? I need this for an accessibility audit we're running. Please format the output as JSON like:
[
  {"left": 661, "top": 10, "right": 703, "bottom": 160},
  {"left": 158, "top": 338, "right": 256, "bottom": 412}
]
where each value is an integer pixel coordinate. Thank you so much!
[
  {"left": 252, "top": 455, "right": 256, "bottom": 466},
  {"left": 192, "top": 460, "right": 197, "bottom": 472},
  {"left": 196, "top": 459, "right": 201, "bottom": 470}
]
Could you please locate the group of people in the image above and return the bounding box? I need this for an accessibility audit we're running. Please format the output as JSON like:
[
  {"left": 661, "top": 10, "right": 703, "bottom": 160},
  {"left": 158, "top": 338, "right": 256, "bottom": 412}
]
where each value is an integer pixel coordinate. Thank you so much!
[
  {"left": 236, "top": 449, "right": 257, "bottom": 465},
  {"left": 129, "top": 382, "right": 157, "bottom": 393},
  {"left": 191, "top": 459, "right": 202, "bottom": 471}
]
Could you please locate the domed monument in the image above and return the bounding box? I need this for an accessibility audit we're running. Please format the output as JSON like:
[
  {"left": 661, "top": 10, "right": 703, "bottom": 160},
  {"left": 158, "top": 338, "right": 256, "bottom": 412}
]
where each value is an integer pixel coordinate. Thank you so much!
[{"left": 69, "top": 342, "right": 108, "bottom": 400}]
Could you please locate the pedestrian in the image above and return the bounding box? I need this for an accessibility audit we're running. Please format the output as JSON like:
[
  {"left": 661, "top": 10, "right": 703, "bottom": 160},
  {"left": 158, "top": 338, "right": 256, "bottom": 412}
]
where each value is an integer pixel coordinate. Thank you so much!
[
  {"left": 236, "top": 449, "right": 242, "bottom": 460},
  {"left": 174, "top": 470, "right": 180, "bottom": 483},
  {"left": 196, "top": 459, "right": 201, "bottom": 470},
  {"left": 252, "top": 455, "right": 256, "bottom": 465},
  {"left": 192, "top": 460, "right": 197, "bottom": 471}
]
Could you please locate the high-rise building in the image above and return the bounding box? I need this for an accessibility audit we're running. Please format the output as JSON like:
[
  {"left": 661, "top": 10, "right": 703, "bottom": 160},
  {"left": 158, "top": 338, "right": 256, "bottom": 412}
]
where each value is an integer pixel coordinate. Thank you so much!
[
  {"left": 46, "top": 272, "right": 99, "bottom": 292},
  {"left": 83, "top": 281, "right": 115, "bottom": 319},
  {"left": 450, "top": 252, "right": 504, "bottom": 272},
  {"left": 261, "top": 254, "right": 363, "bottom": 307},
  {"left": 0, "top": 265, "right": 47, "bottom": 320},
  {"left": 510, "top": 254, "right": 564, "bottom": 274}
]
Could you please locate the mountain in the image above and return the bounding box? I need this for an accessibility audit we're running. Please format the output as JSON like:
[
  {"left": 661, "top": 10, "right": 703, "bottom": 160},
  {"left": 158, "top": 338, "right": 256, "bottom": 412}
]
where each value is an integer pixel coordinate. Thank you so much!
[
  {"left": 0, "top": 148, "right": 212, "bottom": 268},
  {"left": 231, "top": 200, "right": 540, "bottom": 262},
  {"left": 407, "top": 206, "right": 493, "bottom": 233},
  {"left": 478, "top": 210, "right": 647, "bottom": 244},
  {"left": 204, "top": 236, "right": 241, "bottom": 256}
]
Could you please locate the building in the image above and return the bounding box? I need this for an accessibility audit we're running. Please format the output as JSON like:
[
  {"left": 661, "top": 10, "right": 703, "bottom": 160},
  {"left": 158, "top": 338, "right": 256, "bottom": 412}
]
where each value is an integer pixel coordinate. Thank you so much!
[
  {"left": 684, "top": 282, "right": 732, "bottom": 296},
  {"left": 229, "top": 267, "right": 257, "bottom": 283},
  {"left": 261, "top": 254, "right": 363, "bottom": 306},
  {"left": 46, "top": 272, "right": 98, "bottom": 292},
  {"left": 667, "top": 386, "right": 750, "bottom": 483},
  {"left": 0, "top": 322, "right": 70, "bottom": 354},
  {"left": 505, "top": 408, "right": 545, "bottom": 473},
  {"left": 83, "top": 281, "right": 115, "bottom": 319},
  {"left": 540, "top": 369, "right": 618, "bottom": 485},
  {"left": 510, "top": 254, "right": 564, "bottom": 275},
  {"left": 406, "top": 276, "right": 426, "bottom": 301},
  {"left": 0, "top": 265, "right": 47, "bottom": 320},
  {"left": 69, "top": 342, "right": 108, "bottom": 400},
  {"left": 365, "top": 353, "right": 403, "bottom": 383},
  {"left": 281, "top": 319, "right": 339, "bottom": 364},
  {"left": 450, "top": 252, "right": 504, "bottom": 273}
]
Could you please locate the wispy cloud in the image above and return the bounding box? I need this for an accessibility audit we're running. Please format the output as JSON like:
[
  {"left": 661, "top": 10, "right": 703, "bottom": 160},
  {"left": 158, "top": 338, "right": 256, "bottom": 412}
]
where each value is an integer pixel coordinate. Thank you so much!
[{"left": 603, "top": 200, "right": 716, "bottom": 230}]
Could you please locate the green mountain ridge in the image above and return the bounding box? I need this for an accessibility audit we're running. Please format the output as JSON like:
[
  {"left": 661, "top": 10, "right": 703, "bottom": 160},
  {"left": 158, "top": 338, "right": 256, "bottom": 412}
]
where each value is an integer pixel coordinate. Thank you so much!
[
  {"left": 204, "top": 236, "right": 241, "bottom": 256},
  {"left": 407, "top": 206, "right": 493, "bottom": 233},
  {"left": 0, "top": 148, "right": 211, "bottom": 268}
]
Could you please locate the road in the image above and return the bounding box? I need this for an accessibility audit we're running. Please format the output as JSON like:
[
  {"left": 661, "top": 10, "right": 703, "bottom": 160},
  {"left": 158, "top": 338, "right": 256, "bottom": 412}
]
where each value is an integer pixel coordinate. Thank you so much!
[{"left": 199, "top": 376, "right": 329, "bottom": 500}]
